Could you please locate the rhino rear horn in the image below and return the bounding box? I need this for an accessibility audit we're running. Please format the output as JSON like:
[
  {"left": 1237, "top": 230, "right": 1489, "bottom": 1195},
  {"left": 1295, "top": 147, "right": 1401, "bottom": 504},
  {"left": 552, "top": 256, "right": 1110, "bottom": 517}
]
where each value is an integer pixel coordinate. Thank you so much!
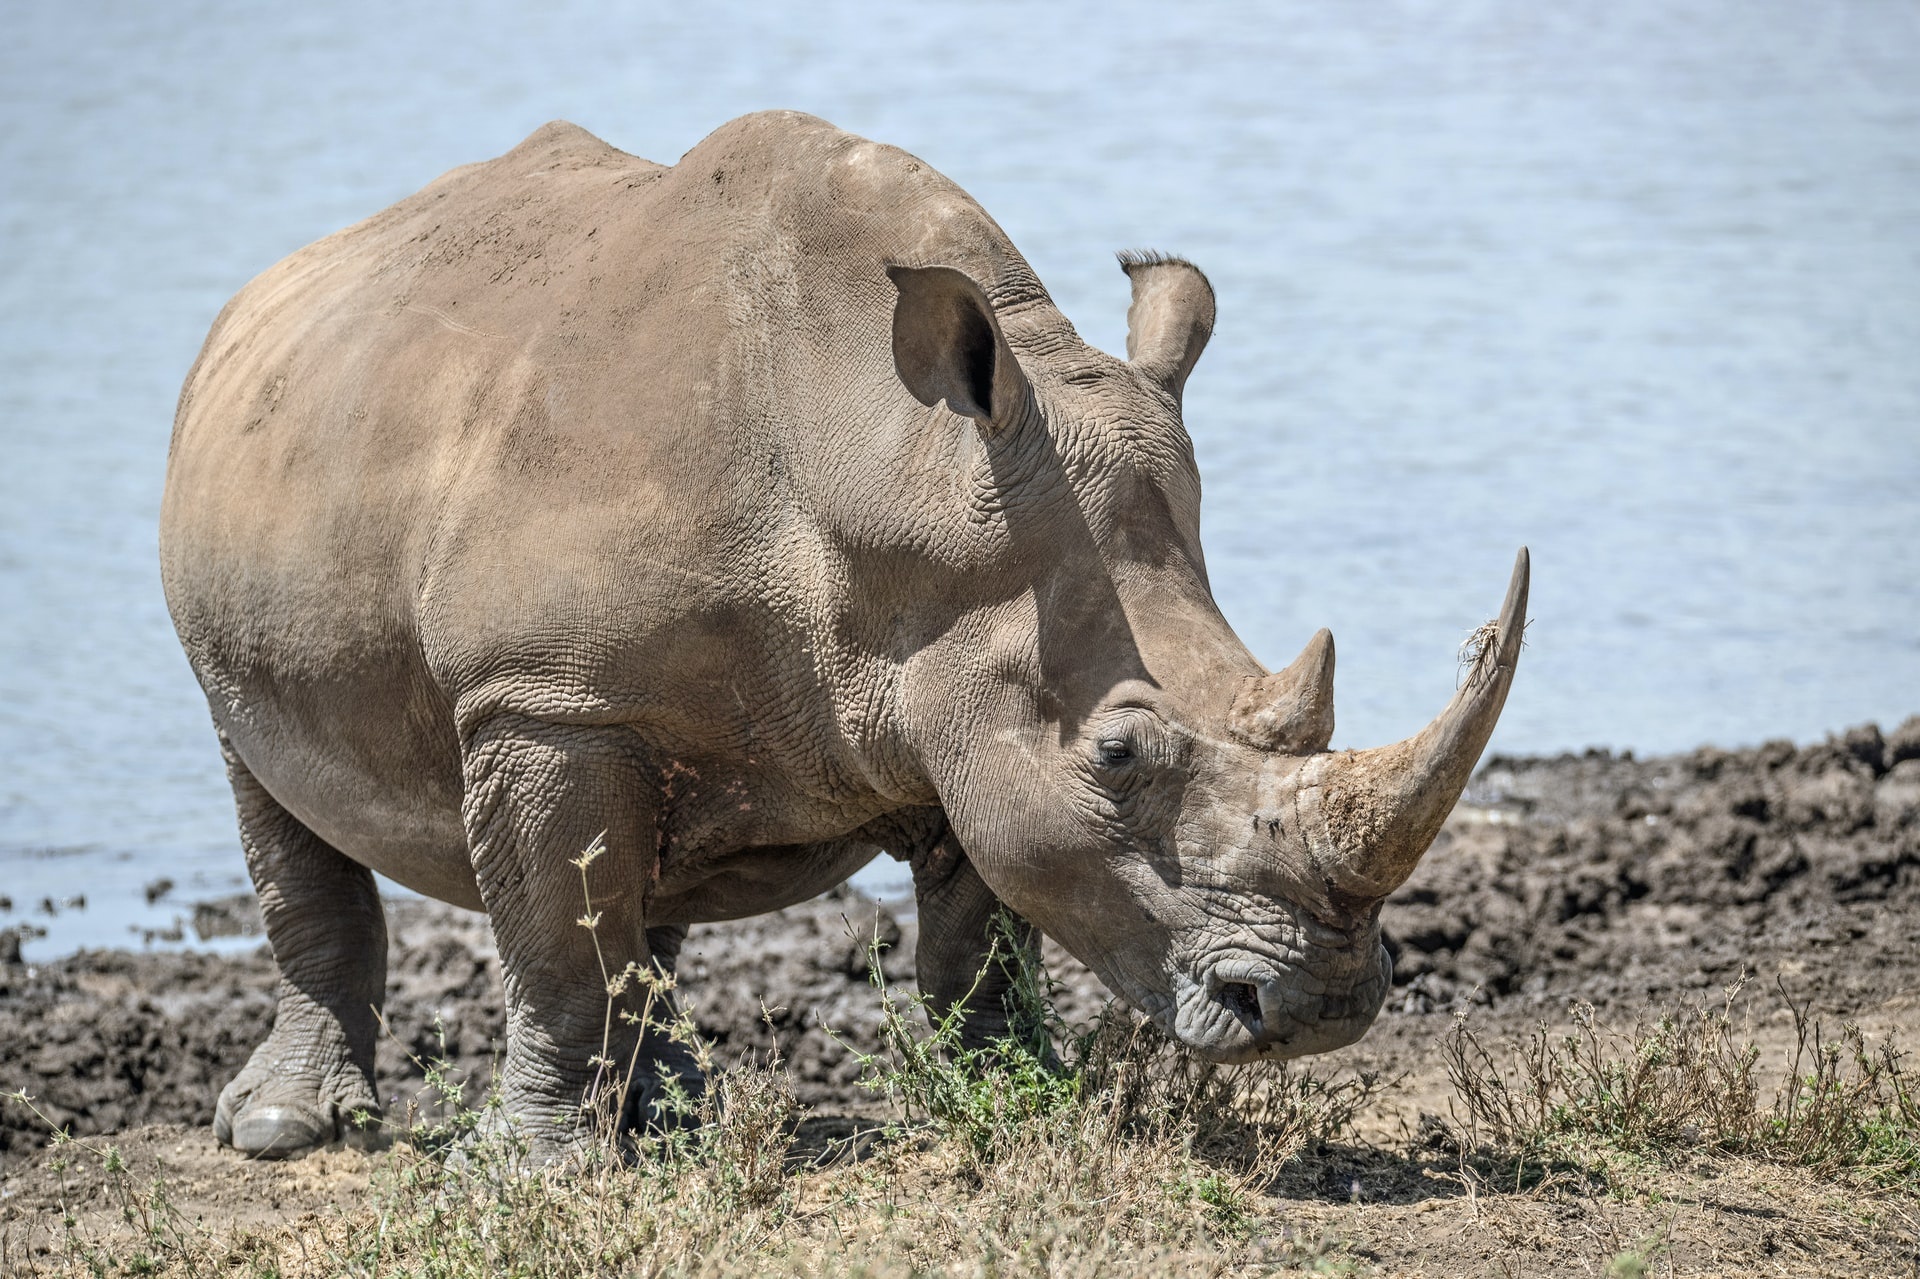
[
  {"left": 1304, "top": 549, "right": 1530, "bottom": 900},
  {"left": 887, "top": 264, "right": 1031, "bottom": 432},
  {"left": 1118, "top": 251, "right": 1214, "bottom": 399},
  {"left": 1229, "top": 628, "right": 1336, "bottom": 755}
]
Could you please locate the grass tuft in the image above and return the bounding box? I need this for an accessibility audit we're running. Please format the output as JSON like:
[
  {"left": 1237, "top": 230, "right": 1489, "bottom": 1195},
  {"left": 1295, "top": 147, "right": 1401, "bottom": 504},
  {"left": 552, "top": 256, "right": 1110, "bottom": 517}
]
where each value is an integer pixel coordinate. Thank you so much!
[
  {"left": 840, "top": 912, "right": 1382, "bottom": 1187},
  {"left": 1440, "top": 976, "right": 1920, "bottom": 1193}
]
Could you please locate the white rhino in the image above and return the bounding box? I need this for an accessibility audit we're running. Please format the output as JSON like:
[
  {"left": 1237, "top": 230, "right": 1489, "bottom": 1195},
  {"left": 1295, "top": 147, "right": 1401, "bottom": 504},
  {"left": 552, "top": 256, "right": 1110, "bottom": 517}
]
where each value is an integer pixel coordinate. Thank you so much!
[{"left": 160, "top": 111, "right": 1526, "bottom": 1160}]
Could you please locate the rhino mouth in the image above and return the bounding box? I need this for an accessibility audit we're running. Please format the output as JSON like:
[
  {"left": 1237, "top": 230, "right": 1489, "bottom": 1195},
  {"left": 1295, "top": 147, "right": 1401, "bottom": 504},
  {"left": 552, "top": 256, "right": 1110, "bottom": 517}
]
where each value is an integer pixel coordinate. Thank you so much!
[{"left": 1165, "top": 942, "right": 1392, "bottom": 1064}]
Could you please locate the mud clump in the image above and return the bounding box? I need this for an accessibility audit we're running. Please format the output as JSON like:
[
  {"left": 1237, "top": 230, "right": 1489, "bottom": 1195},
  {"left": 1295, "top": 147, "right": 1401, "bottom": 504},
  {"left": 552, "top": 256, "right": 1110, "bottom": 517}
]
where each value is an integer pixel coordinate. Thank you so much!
[
  {"left": 4, "top": 719, "right": 1917, "bottom": 1168},
  {"left": 1382, "top": 717, "right": 1920, "bottom": 1015},
  {"left": 0, "top": 947, "right": 278, "bottom": 1166}
]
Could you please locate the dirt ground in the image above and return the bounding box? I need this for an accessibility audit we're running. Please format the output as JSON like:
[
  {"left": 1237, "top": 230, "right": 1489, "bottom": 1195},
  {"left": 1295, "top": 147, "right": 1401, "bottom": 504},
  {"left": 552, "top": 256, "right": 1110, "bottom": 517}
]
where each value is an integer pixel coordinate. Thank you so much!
[{"left": 4, "top": 718, "right": 1919, "bottom": 1274}]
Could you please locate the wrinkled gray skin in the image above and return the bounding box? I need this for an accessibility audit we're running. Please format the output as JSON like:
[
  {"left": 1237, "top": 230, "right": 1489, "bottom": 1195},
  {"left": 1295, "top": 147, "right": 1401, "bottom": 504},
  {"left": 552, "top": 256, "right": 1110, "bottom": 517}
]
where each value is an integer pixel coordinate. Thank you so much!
[{"left": 160, "top": 112, "right": 1527, "bottom": 1161}]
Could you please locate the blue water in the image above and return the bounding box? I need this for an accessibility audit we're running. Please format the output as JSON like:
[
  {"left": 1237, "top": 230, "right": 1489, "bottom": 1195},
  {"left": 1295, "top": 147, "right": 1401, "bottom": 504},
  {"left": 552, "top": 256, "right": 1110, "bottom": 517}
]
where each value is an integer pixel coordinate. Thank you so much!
[{"left": 3, "top": 1, "right": 1917, "bottom": 956}]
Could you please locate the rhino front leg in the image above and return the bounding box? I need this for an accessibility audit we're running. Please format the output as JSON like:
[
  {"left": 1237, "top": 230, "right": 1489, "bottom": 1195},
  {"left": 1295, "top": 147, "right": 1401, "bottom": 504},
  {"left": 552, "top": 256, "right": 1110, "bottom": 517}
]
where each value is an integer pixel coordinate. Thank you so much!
[
  {"left": 460, "top": 715, "right": 694, "bottom": 1161},
  {"left": 911, "top": 826, "right": 1046, "bottom": 1056},
  {"left": 215, "top": 738, "right": 385, "bottom": 1159}
]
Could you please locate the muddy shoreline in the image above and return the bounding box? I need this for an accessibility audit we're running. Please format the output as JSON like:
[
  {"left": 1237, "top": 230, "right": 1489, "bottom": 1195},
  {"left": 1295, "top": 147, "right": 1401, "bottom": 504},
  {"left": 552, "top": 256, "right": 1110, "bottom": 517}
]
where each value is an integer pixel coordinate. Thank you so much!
[{"left": 4, "top": 719, "right": 1918, "bottom": 1169}]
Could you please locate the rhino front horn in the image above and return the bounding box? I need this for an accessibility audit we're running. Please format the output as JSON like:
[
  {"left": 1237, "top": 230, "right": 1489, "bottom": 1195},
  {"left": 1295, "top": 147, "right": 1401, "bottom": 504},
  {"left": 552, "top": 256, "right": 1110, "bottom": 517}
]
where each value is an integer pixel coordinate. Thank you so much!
[{"left": 1299, "top": 548, "right": 1529, "bottom": 901}]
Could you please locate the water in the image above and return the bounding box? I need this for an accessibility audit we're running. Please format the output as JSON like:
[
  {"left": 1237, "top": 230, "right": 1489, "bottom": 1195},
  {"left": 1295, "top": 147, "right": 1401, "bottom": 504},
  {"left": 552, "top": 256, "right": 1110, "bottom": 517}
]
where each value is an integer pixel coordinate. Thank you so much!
[{"left": 3, "top": 0, "right": 1917, "bottom": 957}]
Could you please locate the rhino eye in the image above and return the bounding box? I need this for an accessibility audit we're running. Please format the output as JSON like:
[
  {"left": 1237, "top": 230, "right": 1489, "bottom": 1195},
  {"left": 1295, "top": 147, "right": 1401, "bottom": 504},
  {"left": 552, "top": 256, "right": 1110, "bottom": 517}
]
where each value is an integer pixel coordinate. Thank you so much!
[{"left": 1097, "top": 739, "right": 1134, "bottom": 766}]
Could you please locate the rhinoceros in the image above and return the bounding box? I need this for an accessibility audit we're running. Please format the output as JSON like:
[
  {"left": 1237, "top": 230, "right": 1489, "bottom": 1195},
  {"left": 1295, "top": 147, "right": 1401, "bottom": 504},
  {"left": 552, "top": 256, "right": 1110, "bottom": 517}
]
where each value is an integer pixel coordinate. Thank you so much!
[{"left": 160, "top": 111, "right": 1526, "bottom": 1161}]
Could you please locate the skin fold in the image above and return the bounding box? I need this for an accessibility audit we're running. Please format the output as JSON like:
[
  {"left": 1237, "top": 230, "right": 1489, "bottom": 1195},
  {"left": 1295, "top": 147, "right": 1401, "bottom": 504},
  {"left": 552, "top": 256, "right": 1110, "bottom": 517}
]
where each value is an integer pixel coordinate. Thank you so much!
[{"left": 160, "top": 112, "right": 1526, "bottom": 1162}]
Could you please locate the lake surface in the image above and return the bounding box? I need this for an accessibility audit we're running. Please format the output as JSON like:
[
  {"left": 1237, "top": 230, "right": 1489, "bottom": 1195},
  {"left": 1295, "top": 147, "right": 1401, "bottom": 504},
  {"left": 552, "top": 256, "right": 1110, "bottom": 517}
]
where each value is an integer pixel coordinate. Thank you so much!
[{"left": 3, "top": 0, "right": 1917, "bottom": 956}]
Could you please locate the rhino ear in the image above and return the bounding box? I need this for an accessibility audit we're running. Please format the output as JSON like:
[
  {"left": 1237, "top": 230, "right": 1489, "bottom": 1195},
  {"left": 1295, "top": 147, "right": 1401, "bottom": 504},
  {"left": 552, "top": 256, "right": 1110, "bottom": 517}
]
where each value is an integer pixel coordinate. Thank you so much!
[
  {"left": 887, "top": 264, "right": 1031, "bottom": 432},
  {"left": 1119, "top": 251, "right": 1214, "bottom": 400}
]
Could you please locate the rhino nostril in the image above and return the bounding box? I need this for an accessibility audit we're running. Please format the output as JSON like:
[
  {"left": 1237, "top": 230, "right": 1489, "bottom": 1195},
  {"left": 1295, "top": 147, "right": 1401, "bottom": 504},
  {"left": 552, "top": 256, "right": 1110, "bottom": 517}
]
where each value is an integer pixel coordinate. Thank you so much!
[{"left": 1218, "top": 981, "right": 1262, "bottom": 1024}]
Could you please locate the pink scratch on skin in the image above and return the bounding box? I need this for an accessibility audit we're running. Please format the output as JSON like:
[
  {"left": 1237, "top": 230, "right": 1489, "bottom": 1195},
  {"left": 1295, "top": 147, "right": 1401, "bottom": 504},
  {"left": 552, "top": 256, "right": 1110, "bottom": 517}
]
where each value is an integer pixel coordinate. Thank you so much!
[{"left": 654, "top": 759, "right": 703, "bottom": 865}]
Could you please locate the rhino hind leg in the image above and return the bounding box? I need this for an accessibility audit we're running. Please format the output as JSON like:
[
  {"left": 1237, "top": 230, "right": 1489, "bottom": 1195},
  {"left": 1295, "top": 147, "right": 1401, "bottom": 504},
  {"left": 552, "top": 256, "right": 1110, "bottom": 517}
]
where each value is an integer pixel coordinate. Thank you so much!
[
  {"left": 911, "top": 827, "right": 1048, "bottom": 1058},
  {"left": 215, "top": 739, "right": 386, "bottom": 1159},
  {"left": 461, "top": 715, "right": 690, "bottom": 1162}
]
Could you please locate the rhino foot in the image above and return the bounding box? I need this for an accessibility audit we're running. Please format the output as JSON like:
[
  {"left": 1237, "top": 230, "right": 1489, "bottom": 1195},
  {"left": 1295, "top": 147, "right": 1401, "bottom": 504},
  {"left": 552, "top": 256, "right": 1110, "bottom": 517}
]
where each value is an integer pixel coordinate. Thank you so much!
[
  {"left": 622, "top": 1037, "right": 711, "bottom": 1134},
  {"left": 213, "top": 1039, "right": 381, "bottom": 1160},
  {"left": 215, "top": 1102, "right": 334, "bottom": 1159}
]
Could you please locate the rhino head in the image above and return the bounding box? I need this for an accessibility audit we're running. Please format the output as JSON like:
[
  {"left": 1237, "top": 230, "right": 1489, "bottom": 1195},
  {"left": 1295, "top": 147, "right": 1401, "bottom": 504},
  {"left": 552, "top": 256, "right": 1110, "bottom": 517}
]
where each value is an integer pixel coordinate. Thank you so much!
[{"left": 887, "top": 253, "right": 1527, "bottom": 1063}]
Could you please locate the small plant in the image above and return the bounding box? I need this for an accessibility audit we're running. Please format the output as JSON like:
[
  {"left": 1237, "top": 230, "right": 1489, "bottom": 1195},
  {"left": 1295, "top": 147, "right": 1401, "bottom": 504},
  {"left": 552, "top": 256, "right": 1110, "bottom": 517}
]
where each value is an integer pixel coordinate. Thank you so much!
[
  {"left": 1, "top": 1089, "right": 209, "bottom": 1277},
  {"left": 1767, "top": 992, "right": 1920, "bottom": 1184}
]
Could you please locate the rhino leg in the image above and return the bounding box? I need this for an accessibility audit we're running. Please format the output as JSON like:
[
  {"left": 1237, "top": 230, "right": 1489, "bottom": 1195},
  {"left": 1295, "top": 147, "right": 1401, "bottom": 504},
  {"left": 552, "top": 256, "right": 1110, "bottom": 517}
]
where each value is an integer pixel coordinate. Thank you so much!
[
  {"left": 461, "top": 715, "right": 693, "bottom": 1161},
  {"left": 215, "top": 738, "right": 385, "bottom": 1159},
  {"left": 911, "top": 826, "right": 1047, "bottom": 1057}
]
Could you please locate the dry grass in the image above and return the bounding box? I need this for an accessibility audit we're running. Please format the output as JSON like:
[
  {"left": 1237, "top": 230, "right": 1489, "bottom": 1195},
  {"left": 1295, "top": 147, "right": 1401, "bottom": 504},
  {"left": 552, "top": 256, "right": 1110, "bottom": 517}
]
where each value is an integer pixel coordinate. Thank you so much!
[
  {"left": 10, "top": 975, "right": 1920, "bottom": 1277},
  {"left": 3, "top": 1003, "right": 1374, "bottom": 1277},
  {"left": 7, "top": 861, "right": 1917, "bottom": 1276},
  {"left": 2, "top": 887, "right": 1384, "bottom": 1277}
]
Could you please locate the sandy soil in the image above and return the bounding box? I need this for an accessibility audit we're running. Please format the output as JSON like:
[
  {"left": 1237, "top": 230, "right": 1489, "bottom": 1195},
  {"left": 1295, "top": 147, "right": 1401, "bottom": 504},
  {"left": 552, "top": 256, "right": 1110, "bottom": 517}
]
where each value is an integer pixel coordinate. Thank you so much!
[{"left": 4, "top": 718, "right": 1919, "bottom": 1274}]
